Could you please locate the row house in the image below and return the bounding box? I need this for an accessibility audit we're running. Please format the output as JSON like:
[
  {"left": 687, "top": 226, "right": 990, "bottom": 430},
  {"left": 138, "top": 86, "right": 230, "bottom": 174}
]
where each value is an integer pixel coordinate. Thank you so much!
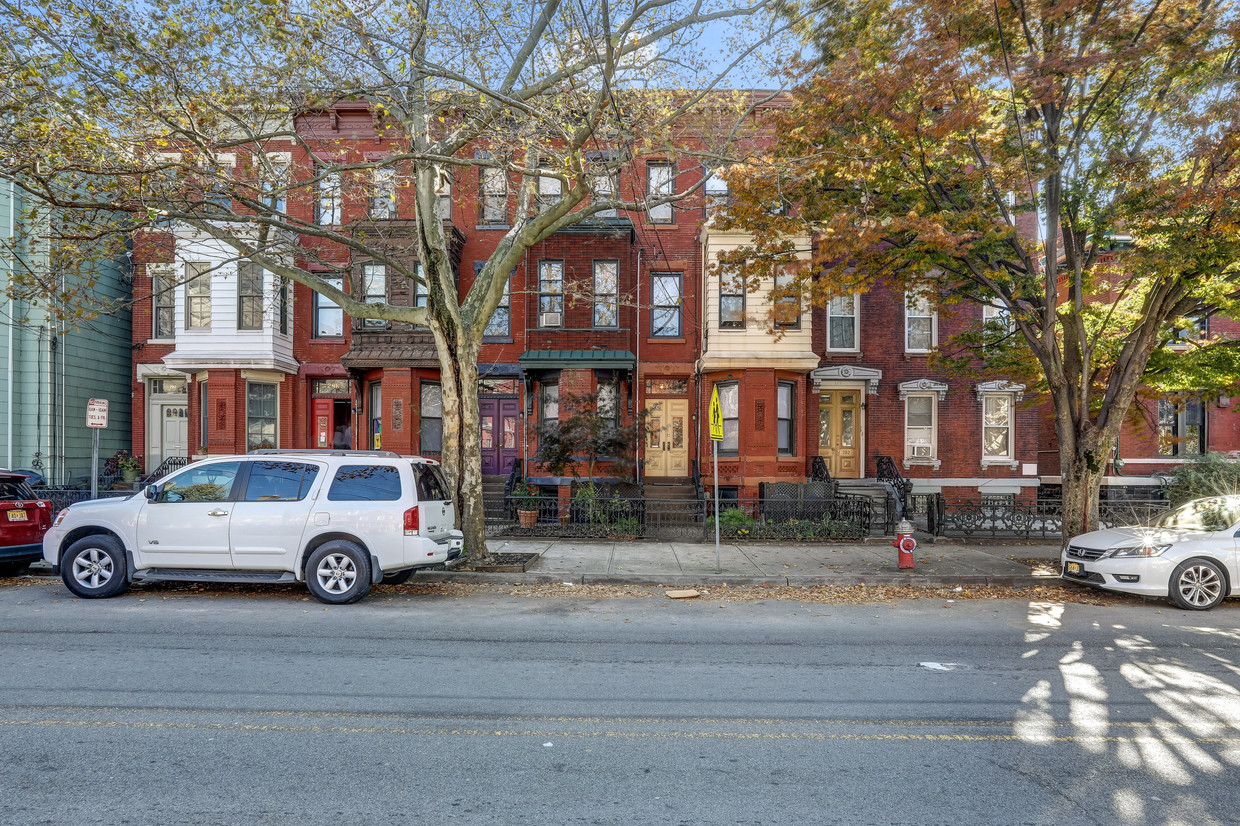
[{"left": 128, "top": 102, "right": 1239, "bottom": 507}]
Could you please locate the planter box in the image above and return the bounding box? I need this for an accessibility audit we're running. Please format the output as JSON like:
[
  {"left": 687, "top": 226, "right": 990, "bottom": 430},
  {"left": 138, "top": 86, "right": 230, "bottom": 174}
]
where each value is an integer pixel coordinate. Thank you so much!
[{"left": 471, "top": 552, "right": 541, "bottom": 573}]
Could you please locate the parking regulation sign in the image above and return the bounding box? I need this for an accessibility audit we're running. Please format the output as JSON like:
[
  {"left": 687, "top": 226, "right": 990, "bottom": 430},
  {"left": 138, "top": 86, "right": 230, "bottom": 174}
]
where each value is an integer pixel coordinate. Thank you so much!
[{"left": 87, "top": 398, "right": 109, "bottom": 429}]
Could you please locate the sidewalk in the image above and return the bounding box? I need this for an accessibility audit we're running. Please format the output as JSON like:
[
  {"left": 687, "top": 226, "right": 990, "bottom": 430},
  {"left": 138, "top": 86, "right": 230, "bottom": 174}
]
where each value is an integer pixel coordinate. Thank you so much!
[{"left": 422, "top": 538, "right": 1064, "bottom": 588}]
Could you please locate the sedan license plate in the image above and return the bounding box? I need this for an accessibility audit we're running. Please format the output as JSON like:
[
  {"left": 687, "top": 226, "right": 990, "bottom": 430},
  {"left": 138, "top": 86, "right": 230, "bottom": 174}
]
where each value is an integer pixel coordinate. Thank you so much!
[
  {"left": 1065, "top": 561, "right": 1082, "bottom": 575},
  {"left": 6, "top": 509, "right": 28, "bottom": 522}
]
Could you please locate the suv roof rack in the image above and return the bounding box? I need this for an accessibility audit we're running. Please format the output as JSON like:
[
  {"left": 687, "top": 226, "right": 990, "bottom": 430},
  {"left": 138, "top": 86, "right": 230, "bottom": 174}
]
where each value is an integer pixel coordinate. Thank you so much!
[{"left": 247, "top": 449, "right": 403, "bottom": 458}]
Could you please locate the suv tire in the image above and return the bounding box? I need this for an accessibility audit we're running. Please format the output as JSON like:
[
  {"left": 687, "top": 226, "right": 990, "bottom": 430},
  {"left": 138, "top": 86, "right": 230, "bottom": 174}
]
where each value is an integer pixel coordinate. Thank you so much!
[
  {"left": 62, "top": 535, "right": 128, "bottom": 599},
  {"left": 306, "top": 541, "right": 372, "bottom": 605}
]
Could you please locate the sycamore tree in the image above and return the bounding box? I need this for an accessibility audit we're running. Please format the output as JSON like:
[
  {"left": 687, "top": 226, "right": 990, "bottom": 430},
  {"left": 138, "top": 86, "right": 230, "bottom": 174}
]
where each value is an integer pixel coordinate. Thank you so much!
[
  {"left": 0, "top": 0, "right": 807, "bottom": 560},
  {"left": 720, "top": 0, "right": 1240, "bottom": 541}
]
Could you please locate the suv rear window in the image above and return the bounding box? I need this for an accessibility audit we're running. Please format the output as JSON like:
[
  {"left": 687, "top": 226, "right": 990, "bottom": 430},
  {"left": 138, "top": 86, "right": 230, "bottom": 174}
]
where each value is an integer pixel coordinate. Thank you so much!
[
  {"left": 0, "top": 481, "right": 32, "bottom": 501},
  {"left": 412, "top": 463, "right": 450, "bottom": 502},
  {"left": 327, "top": 465, "right": 402, "bottom": 501}
]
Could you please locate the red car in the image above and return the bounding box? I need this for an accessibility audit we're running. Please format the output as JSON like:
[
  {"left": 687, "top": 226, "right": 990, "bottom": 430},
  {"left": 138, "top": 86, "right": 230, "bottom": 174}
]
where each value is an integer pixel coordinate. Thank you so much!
[{"left": 0, "top": 471, "right": 52, "bottom": 576}]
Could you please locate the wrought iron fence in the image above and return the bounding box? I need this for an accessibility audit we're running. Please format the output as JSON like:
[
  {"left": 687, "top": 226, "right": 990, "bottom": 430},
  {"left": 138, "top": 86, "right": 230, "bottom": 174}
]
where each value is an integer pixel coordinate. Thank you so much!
[
  {"left": 931, "top": 495, "right": 1172, "bottom": 538},
  {"left": 36, "top": 488, "right": 136, "bottom": 514},
  {"left": 709, "top": 494, "right": 870, "bottom": 541}
]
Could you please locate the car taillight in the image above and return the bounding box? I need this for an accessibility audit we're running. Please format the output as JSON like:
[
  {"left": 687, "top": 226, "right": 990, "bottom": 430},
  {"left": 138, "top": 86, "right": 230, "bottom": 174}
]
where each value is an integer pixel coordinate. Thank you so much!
[{"left": 403, "top": 506, "right": 419, "bottom": 535}]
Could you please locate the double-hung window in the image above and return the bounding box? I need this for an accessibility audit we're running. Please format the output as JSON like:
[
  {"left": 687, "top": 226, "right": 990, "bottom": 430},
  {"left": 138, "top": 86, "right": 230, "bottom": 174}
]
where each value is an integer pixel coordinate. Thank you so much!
[
  {"left": 480, "top": 163, "right": 507, "bottom": 224},
  {"left": 483, "top": 272, "right": 511, "bottom": 338},
  {"left": 777, "top": 382, "right": 795, "bottom": 455},
  {"left": 904, "top": 394, "right": 937, "bottom": 462},
  {"left": 981, "top": 393, "right": 1015, "bottom": 462},
  {"left": 278, "top": 278, "right": 289, "bottom": 334},
  {"left": 541, "top": 382, "right": 559, "bottom": 431},
  {"left": 651, "top": 273, "right": 682, "bottom": 337},
  {"left": 597, "top": 381, "right": 619, "bottom": 433},
  {"left": 150, "top": 265, "right": 175, "bottom": 339},
  {"left": 538, "top": 260, "right": 564, "bottom": 327},
  {"left": 313, "top": 276, "right": 344, "bottom": 338},
  {"left": 246, "top": 382, "right": 277, "bottom": 451},
  {"left": 412, "top": 262, "right": 429, "bottom": 310},
  {"left": 434, "top": 166, "right": 453, "bottom": 220},
  {"left": 261, "top": 153, "right": 289, "bottom": 213},
  {"left": 592, "top": 170, "right": 618, "bottom": 217},
  {"left": 420, "top": 382, "right": 443, "bottom": 453},
  {"left": 593, "top": 260, "right": 618, "bottom": 328},
  {"left": 773, "top": 270, "right": 800, "bottom": 329},
  {"left": 647, "top": 161, "right": 673, "bottom": 223},
  {"left": 185, "top": 262, "right": 211, "bottom": 329},
  {"left": 237, "top": 262, "right": 264, "bottom": 330},
  {"left": 905, "top": 291, "right": 936, "bottom": 352},
  {"left": 703, "top": 168, "right": 730, "bottom": 210},
  {"left": 1158, "top": 398, "right": 1206, "bottom": 456},
  {"left": 827, "top": 294, "right": 858, "bottom": 350},
  {"left": 537, "top": 172, "right": 563, "bottom": 213},
  {"left": 361, "top": 264, "right": 386, "bottom": 328},
  {"left": 369, "top": 166, "right": 396, "bottom": 219},
  {"left": 717, "top": 382, "right": 739, "bottom": 454},
  {"left": 316, "top": 165, "right": 342, "bottom": 225},
  {"left": 719, "top": 271, "right": 745, "bottom": 329}
]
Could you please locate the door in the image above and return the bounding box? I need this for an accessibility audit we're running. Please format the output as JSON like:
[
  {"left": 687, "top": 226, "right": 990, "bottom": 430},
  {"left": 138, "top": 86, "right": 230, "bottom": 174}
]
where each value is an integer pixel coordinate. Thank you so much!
[
  {"left": 312, "top": 398, "right": 333, "bottom": 448},
  {"left": 479, "top": 399, "right": 519, "bottom": 475},
  {"left": 229, "top": 460, "right": 321, "bottom": 570},
  {"left": 135, "top": 460, "right": 242, "bottom": 568},
  {"left": 160, "top": 404, "right": 189, "bottom": 462},
  {"left": 644, "top": 399, "right": 689, "bottom": 477},
  {"left": 818, "top": 389, "right": 863, "bottom": 478}
]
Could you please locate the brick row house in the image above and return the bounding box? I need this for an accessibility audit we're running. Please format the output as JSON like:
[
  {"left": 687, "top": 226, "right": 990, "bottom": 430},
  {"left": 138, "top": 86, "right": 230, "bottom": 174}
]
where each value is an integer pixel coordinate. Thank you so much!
[{"left": 129, "top": 102, "right": 1239, "bottom": 508}]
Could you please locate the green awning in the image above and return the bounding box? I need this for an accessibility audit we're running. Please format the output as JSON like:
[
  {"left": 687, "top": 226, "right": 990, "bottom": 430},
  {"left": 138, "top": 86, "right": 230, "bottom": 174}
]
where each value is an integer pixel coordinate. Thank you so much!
[{"left": 518, "top": 350, "right": 637, "bottom": 371}]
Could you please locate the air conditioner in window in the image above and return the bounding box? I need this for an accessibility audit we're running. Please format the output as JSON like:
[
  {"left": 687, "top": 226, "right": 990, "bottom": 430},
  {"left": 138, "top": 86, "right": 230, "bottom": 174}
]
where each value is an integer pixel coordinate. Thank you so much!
[
  {"left": 912, "top": 444, "right": 932, "bottom": 459},
  {"left": 540, "top": 311, "right": 562, "bottom": 328}
]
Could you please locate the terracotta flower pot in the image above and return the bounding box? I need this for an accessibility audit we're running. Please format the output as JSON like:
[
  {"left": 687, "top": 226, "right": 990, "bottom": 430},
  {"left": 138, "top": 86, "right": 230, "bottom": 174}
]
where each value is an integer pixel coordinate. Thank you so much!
[{"left": 518, "top": 509, "right": 538, "bottom": 528}]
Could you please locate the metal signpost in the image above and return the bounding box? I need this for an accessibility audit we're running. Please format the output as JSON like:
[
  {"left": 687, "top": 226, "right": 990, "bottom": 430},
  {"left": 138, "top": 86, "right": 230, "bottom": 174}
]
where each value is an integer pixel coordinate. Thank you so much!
[
  {"left": 86, "top": 399, "right": 108, "bottom": 500},
  {"left": 708, "top": 386, "right": 723, "bottom": 572}
]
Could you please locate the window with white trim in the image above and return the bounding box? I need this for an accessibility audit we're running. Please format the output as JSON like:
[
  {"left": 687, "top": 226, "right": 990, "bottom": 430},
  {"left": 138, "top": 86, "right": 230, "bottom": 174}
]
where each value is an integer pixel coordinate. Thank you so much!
[
  {"left": 246, "top": 382, "right": 278, "bottom": 451},
  {"left": 361, "top": 264, "right": 386, "bottom": 328},
  {"left": 313, "top": 276, "right": 344, "bottom": 338},
  {"left": 369, "top": 166, "right": 396, "bottom": 219},
  {"left": 480, "top": 164, "right": 507, "bottom": 224},
  {"left": 904, "top": 393, "right": 937, "bottom": 462},
  {"left": 981, "top": 393, "right": 1014, "bottom": 462},
  {"left": 434, "top": 166, "right": 453, "bottom": 220},
  {"left": 537, "top": 171, "right": 563, "bottom": 213},
  {"left": 593, "top": 260, "right": 618, "bottom": 328},
  {"left": 237, "top": 262, "right": 264, "bottom": 331},
  {"left": 1158, "top": 397, "right": 1206, "bottom": 456},
  {"left": 651, "top": 273, "right": 682, "bottom": 337},
  {"left": 421, "top": 382, "right": 443, "bottom": 453},
  {"left": 185, "top": 262, "right": 211, "bottom": 329},
  {"left": 483, "top": 269, "right": 510, "bottom": 338},
  {"left": 719, "top": 271, "right": 745, "bottom": 329},
  {"left": 647, "top": 161, "right": 673, "bottom": 223},
  {"left": 592, "top": 170, "right": 618, "bottom": 217},
  {"left": 717, "top": 381, "right": 739, "bottom": 455},
  {"left": 905, "top": 291, "right": 936, "bottom": 352},
  {"left": 538, "top": 260, "right": 563, "bottom": 326},
  {"left": 777, "top": 382, "right": 795, "bottom": 455},
  {"left": 827, "top": 294, "right": 858, "bottom": 350},
  {"left": 316, "top": 165, "right": 341, "bottom": 225},
  {"left": 597, "top": 381, "right": 619, "bottom": 432},
  {"left": 704, "top": 168, "right": 730, "bottom": 211},
  {"left": 773, "top": 270, "right": 800, "bottom": 329}
]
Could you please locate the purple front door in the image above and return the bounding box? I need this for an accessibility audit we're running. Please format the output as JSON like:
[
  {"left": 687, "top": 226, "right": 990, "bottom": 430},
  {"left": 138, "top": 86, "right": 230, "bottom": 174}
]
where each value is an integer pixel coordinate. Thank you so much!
[{"left": 479, "top": 398, "right": 519, "bottom": 475}]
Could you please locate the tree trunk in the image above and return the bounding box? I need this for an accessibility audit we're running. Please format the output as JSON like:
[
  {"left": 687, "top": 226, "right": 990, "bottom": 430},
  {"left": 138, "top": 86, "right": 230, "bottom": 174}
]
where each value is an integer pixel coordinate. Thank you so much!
[{"left": 1058, "top": 448, "right": 1105, "bottom": 545}]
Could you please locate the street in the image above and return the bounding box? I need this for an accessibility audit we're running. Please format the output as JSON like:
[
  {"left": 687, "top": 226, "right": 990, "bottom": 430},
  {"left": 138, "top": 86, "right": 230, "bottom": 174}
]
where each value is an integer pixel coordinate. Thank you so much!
[{"left": 2, "top": 580, "right": 1239, "bottom": 825}]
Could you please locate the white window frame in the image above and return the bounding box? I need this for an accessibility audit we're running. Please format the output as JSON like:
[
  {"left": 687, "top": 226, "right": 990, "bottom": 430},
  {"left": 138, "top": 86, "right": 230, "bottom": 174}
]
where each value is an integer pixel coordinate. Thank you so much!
[
  {"left": 980, "top": 393, "right": 1016, "bottom": 464},
  {"left": 593, "top": 260, "right": 619, "bottom": 329},
  {"left": 538, "top": 260, "right": 564, "bottom": 326},
  {"left": 245, "top": 381, "right": 279, "bottom": 452},
  {"left": 312, "top": 275, "right": 345, "bottom": 339},
  {"left": 369, "top": 166, "right": 397, "bottom": 219},
  {"left": 316, "top": 165, "right": 342, "bottom": 225},
  {"left": 903, "top": 393, "right": 938, "bottom": 466},
  {"left": 148, "top": 264, "right": 177, "bottom": 342},
  {"left": 827, "top": 293, "right": 859, "bottom": 351},
  {"left": 647, "top": 161, "right": 674, "bottom": 224},
  {"left": 905, "top": 291, "right": 936, "bottom": 353},
  {"left": 184, "top": 262, "right": 212, "bottom": 330},
  {"left": 434, "top": 166, "right": 453, "bottom": 220},
  {"left": 361, "top": 263, "right": 386, "bottom": 328}
]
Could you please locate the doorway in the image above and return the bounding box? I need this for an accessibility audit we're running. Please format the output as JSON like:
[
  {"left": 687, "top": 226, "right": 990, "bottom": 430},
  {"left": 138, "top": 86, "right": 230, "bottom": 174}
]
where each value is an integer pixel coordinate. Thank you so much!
[
  {"left": 817, "top": 387, "right": 864, "bottom": 478},
  {"left": 644, "top": 398, "right": 689, "bottom": 477},
  {"left": 479, "top": 397, "right": 519, "bottom": 476},
  {"left": 312, "top": 398, "right": 352, "bottom": 449}
]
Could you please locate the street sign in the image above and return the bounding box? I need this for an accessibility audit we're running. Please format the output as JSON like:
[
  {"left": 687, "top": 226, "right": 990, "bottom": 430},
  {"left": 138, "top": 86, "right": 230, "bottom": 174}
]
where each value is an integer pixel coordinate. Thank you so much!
[
  {"left": 87, "top": 398, "right": 109, "bottom": 429},
  {"left": 708, "top": 387, "right": 723, "bottom": 441}
]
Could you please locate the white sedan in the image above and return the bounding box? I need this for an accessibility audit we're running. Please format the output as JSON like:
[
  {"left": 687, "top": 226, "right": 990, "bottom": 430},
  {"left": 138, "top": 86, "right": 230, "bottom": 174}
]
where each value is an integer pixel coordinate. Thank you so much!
[{"left": 1062, "top": 495, "right": 1240, "bottom": 610}]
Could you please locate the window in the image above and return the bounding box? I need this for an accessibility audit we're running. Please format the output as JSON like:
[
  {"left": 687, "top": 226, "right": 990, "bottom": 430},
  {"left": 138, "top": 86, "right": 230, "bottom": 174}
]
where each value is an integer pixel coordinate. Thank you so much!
[
  {"left": 151, "top": 266, "right": 175, "bottom": 339},
  {"left": 360, "top": 264, "right": 387, "bottom": 328},
  {"left": 313, "top": 276, "right": 344, "bottom": 338},
  {"left": 717, "top": 382, "right": 738, "bottom": 454},
  {"left": 983, "top": 302, "right": 1012, "bottom": 332},
  {"left": 149, "top": 377, "right": 187, "bottom": 395},
  {"left": 368, "top": 382, "right": 382, "bottom": 449},
  {"left": 185, "top": 262, "right": 211, "bottom": 329},
  {"left": 651, "top": 273, "right": 681, "bottom": 337},
  {"left": 597, "top": 381, "right": 619, "bottom": 431},
  {"left": 827, "top": 294, "right": 858, "bottom": 350},
  {"left": 201, "top": 160, "right": 232, "bottom": 212},
  {"left": 237, "top": 262, "right": 263, "bottom": 330},
  {"left": 777, "top": 382, "right": 795, "bottom": 455},
  {"left": 704, "top": 168, "right": 730, "bottom": 210},
  {"left": 369, "top": 166, "right": 396, "bottom": 219},
  {"left": 484, "top": 272, "right": 511, "bottom": 337},
  {"left": 592, "top": 171, "right": 618, "bottom": 217},
  {"left": 593, "top": 260, "right": 618, "bottom": 328},
  {"left": 904, "top": 394, "right": 937, "bottom": 462},
  {"left": 198, "top": 380, "right": 208, "bottom": 446},
  {"left": 316, "top": 165, "right": 341, "bottom": 225},
  {"left": 278, "top": 277, "right": 289, "bottom": 334},
  {"left": 412, "top": 462, "right": 451, "bottom": 502},
  {"left": 905, "top": 291, "right": 936, "bottom": 352},
  {"left": 159, "top": 461, "right": 241, "bottom": 503},
  {"left": 243, "top": 461, "right": 320, "bottom": 502},
  {"left": 981, "top": 394, "right": 1014, "bottom": 462},
  {"left": 480, "top": 164, "right": 507, "bottom": 224},
  {"left": 538, "top": 260, "right": 563, "bottom": 326},
  {"left": 434, "top": 166, "right": 452, "bottom": 220},
  {"left": 647, "top": 161, "right": 673, "bottom": 223},
  {"left": 261, "top": 157, "right": 288, "bottom": 213},
  {"left": 719, "top": 271, "right": 745, "bottom": 329},
  {"left": 245, "top": 383, "right": 278, "bottom": 451},
  {"left": 541, "top": 382, "right": 559, "bottom": 428},
  {"left": 1159, "top": 398, "right": 1206, "bottom": 457},
  {"left": 420, "top": 382, "right": 443, "bottom": 453},
  {"left": 537, "top": 172, "right": 563, "bottom": 213},
  {"left": 327, "top": 465, "right": 401, "bottom": 501},
  {"left": 411, "top": 263, "right": 428, "bottom": 310},
  {"left": 774, "top": 270, "right": 800, "bottom": 328}
]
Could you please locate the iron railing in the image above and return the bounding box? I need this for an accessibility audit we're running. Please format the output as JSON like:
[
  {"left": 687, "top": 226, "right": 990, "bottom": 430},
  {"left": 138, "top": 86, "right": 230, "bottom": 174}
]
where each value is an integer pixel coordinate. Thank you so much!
[
  {"left": 144, "top": 456, "right": 190, "bottom": 483},
  {"left": 930, "top": 495, "right": 1172, "bottom": 538},
  {"left": 875, "top": 455, "right": 912, "bottom": 524},
  {"left": 36, "top": 488, "right": 136, "bottom": 514}
]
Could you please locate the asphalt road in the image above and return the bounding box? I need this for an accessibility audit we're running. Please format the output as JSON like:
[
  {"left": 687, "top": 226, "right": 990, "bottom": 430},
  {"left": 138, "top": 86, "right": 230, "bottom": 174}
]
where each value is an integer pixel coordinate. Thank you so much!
[{"left": 2, "top": 580, "right": 1239, "bottom": 825}]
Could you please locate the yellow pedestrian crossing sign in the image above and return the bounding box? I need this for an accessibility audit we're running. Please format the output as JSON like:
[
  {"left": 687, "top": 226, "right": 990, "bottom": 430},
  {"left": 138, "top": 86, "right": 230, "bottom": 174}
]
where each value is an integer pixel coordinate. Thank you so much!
[{"left": 709, "top": 386, "right": 724, "bottom": 441}]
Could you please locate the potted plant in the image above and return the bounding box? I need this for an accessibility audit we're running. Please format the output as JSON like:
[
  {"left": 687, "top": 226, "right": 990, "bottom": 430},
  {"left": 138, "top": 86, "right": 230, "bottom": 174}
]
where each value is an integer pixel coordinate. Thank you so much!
[
  {"left": 512, "top": 482, "right": 541, "bottom": 528},
  {"left": 115, "top": 449, "right": 142, "bottom": 482}
]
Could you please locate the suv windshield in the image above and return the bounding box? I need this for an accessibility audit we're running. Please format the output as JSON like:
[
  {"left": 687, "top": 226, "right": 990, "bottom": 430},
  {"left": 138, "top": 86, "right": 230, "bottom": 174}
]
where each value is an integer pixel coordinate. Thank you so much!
[
  {"left": 1156, "top": 496, "right": 1240, "bottom": 532},
  {"left": 412, "top": 463, "right": 451, "bottom": 502}
]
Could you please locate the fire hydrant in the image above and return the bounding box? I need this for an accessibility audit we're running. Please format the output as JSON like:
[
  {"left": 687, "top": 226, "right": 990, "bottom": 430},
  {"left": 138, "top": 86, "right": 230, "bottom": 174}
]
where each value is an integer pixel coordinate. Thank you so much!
[{"left": 893, "top": 519, "right": 917, "bottom": 569}]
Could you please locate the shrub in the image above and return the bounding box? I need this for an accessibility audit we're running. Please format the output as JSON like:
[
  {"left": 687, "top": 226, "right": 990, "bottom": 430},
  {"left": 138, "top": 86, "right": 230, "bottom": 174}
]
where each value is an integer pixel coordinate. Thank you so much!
[{"left": 1165, "top": 452, "right": 1240, "bottom": 505}]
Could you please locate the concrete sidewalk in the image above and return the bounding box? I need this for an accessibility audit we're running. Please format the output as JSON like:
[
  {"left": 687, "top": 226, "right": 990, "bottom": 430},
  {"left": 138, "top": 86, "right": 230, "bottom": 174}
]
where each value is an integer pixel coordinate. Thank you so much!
[{"left": 423, "top": 538, "right": 1065, "bottom": 588}]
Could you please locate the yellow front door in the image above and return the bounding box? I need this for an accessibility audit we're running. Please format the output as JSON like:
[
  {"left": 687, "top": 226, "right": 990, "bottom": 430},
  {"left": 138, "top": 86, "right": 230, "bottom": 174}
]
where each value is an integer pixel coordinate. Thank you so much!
[
  {"left": 644, "top": 399, "right": 689, "bottom": 477},
  {"left": 818, "top": 390, "right": 863, "bottom": 478}
]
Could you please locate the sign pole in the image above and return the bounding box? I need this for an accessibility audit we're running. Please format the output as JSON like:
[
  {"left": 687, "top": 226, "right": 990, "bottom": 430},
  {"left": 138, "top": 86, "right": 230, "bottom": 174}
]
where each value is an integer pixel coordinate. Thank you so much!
[
  {"left": 708, "top": 386, "right": 723, "bottom": 574},
  {"left": 91, "top": 428, "right": 99, "bottom": 501}
]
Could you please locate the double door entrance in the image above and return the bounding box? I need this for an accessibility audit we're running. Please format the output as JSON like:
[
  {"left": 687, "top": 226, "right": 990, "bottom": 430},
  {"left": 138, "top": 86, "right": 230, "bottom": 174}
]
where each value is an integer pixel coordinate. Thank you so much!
[
  {"left": 818, "top": 387, "right": 864, "bottom": 478},
  {"left": 479, "top": 398, "right": 519, "bottom": 475},
  {"left": 644, "top": 398, "right": 689, "bottom": 477}
]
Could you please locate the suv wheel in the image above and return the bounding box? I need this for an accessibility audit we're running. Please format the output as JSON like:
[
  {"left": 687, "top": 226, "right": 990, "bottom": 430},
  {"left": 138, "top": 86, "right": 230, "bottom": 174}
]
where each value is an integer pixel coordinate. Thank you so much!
[
  {"left": 1169, "top": 558, "right": 1227, "bottom": 611},
  {"left": 305, "top": 541, "right": 372, "bottom": 605},
  {"left": 62, "top": 535, "right": 128, "bottom": 599}
]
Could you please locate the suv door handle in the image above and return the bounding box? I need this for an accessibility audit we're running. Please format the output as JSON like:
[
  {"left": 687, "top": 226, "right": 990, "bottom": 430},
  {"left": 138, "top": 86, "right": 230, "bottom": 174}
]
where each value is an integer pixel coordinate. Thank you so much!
[{"left": 207, "top": 509, "right": 229, "bottom": 517}]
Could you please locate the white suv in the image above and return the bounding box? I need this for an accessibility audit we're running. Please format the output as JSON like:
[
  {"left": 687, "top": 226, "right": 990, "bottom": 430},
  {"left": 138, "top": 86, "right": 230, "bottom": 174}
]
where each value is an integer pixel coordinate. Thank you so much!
[{"left": 43, "top": 450, "right": 464, "bottom": 604}]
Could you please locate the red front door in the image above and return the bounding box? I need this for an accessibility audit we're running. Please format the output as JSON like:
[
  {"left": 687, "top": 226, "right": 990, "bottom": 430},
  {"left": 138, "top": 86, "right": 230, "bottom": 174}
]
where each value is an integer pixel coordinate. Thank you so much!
[{"left": 479, "top": 398, "right": 519, "bottom": 475}]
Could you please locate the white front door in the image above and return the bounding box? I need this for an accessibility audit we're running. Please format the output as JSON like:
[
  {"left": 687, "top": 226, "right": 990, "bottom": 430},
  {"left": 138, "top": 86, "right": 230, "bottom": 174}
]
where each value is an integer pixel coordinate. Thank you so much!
[{"left": 160, "top": 404, "right": 189, "bottom": 462}]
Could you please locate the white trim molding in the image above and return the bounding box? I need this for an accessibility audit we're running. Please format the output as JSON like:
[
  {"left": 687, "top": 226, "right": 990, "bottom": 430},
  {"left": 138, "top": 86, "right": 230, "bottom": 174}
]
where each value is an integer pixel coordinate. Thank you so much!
[
  {"left": 898, "top": 378, "right": 948, "bottom": 401},
  {"left": 975, "top": 380, "right": 1026, "bottom": 401},
  {"left": 812, "top": 365, "right": 882, "bottom": 395}
]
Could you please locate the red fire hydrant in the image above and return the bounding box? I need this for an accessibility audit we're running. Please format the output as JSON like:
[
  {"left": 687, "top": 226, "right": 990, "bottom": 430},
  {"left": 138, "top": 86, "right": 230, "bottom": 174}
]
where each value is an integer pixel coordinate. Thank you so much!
[{"left": 893, "top": 519, "right": 916, "bottom": 569}]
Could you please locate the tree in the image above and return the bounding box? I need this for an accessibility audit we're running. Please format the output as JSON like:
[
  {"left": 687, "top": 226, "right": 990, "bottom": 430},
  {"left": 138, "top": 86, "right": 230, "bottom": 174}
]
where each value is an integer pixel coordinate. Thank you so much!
[
  {"left": 0, "top": 0, "right": 808, "bottom": 560},
  {"left": 534, "top": 389, "right": 652, "bottom": 484},
  {"left": 719, "top": 0, "right": 1240, "bottom": 541}
]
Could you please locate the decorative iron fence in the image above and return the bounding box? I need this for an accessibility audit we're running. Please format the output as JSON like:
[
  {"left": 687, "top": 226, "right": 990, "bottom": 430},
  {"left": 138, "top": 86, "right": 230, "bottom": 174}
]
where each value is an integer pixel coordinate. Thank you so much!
[
  {"left": 36, "top": 488, "right": 136, "bottom": 514},
  {"left": 931, "top": 495, "right": 1172, "bottom": 539},
  {"left": 709, "top": 494, "right": 870, "bottom": 541}
]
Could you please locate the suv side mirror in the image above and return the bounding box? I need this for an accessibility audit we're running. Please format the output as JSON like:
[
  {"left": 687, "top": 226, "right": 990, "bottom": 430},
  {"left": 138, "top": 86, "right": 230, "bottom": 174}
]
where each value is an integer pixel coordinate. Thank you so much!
[{"left": 144, "top": 484, "right": 159, "bottom": 501}]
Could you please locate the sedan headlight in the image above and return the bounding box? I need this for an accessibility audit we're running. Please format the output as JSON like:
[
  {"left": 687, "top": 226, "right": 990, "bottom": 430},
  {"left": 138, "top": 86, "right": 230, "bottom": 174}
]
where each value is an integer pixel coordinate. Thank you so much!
[{"left": 1106, "top": 544, "right": 1171, "bottom": 558}]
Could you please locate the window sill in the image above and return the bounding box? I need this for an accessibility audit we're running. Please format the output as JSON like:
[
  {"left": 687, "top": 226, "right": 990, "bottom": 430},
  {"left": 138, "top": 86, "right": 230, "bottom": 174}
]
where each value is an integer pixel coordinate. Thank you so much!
[
  {"left": 904, "top": 350, "right": 933, "bottom": 356},
  {"left": 825, "top": 347, "right": 860, "bottom": 354},
  {"left": 146, "top": 338, "right": 175, "bottom": 345},
  {"left": 476, "top": 224, "right": 510, "bottom": 231},
  {"left": 310, "top": 337, "right": 346, "bottom": 342},
  {"left": 719, "top": 325, "right": 747, "bottom": 332},
  {"left": 482, "top": 337, "right": 514, "bottom": 344},
  {"left": 981, "top": 459, "right": 1019, "bottom": 469},
  {"left": 902, "top": 457, "right": 941, "bottom": 470},
  {"left": 647, "top": 337, "right": 685, "bottom": 344}
]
